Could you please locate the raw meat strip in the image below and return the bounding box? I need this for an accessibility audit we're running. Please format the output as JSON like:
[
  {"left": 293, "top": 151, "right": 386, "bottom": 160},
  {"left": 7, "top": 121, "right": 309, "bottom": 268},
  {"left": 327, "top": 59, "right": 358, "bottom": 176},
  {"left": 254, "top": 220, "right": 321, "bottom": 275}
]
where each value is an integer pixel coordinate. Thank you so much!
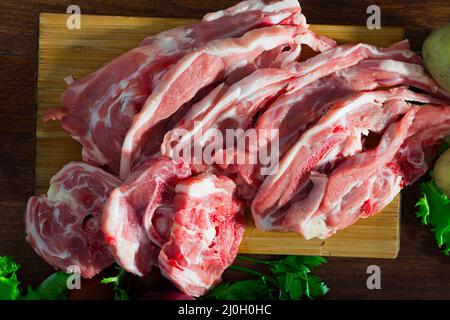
[
  {"left": 305, "top": 105, "right": 450, "bottom": 239},
  {"left": 140, "top": 0, "right": 305, "bottom": 47},
  {"left": 159, "top": 40, "right": 305, "bottom": 153},
  {"left": 252, "top": 87, "right": 442, "bottom": 230},
  {"left": 45, "top": 0, "right": 303, "bottom": 175},
  {"left": 120, "top": 24, "right": 336, "bottom": 178},
  {"left": 283, "top": 40, "right": 422, "bottom": 93},
  {"left": 159, "top": 174, "right": 245, "bottom": 297},
  {"left": 160, "top": 68, "right": 296, "bottom": 161},
  {"left": 305, "top": 110, "right": 416, "bottom": 239},
  {"left": 220, "top": 40, "right": 431, "bottom": 192},
  {"left": 395, "top": 105, "right": 450, "bottom": 184},
  {"left": 252, "top": 41, "right": 425, "bottom": 144},
  {"left": 201, "top": 0, "right": 304, "bottom": 25},
  {"left": 158, "top": 36, "right": 305, "bottom": 149},
  {"left": 25, "top": 162, "right": 121, "bottom": 278},
  {"left": 233, "top": 58, "right": 450, "bottom": 192},
  {"left": 260, "top": 58, "right": 450, "bottom": 154},
  {"left": 102, "top": 158, "right": 191, "bottom": 276}
]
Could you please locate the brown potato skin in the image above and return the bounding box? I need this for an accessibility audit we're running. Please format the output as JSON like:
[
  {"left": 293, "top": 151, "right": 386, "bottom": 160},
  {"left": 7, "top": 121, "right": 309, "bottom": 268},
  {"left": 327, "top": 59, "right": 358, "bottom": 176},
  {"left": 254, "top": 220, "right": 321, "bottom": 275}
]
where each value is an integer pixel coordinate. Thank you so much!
[{"left": 423, "top": 23, "right": 450, "bottom": 93}]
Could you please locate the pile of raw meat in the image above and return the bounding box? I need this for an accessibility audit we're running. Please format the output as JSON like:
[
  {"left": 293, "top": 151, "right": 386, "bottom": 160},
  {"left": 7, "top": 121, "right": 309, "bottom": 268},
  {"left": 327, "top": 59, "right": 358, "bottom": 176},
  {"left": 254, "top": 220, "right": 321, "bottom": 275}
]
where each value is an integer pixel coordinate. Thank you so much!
[{"left": 25, "top": 0, "right": 450, "bottom": 297}]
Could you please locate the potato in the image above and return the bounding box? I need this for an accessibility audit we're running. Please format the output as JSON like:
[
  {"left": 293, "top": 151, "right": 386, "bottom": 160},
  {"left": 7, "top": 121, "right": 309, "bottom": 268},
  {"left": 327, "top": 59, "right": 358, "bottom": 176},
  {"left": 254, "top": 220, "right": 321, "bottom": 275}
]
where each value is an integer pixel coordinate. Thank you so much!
[
  {"left": 423, "top": 23, "right": 450, "bottom": 93},
  {"left": 433, "top": 148, "right": 450, "bottom": 197}
]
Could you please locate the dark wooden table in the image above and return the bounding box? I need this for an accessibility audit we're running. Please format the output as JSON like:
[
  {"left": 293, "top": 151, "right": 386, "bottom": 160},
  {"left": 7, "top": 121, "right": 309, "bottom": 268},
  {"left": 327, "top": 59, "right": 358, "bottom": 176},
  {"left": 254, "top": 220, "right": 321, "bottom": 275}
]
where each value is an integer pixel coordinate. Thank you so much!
[{"left": 1, "top": 0, "right": 449, "bottom": 300}]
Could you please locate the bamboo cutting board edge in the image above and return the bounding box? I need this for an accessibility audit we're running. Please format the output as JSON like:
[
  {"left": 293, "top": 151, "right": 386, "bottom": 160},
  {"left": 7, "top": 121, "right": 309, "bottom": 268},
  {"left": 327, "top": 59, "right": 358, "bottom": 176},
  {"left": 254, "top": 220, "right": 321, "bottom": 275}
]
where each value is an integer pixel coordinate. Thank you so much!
[{"left": 36, "top": 13, "right": 404, "bottom": 259}]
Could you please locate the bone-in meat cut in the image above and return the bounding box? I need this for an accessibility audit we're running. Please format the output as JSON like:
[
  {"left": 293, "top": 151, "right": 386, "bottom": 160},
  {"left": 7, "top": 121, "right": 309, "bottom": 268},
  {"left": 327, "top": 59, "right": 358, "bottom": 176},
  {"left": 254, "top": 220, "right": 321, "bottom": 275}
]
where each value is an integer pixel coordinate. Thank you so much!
[
  {"left": 159, "top": 174, "right": 245, "bottom": 296},
  {"left": 25, "top": 162, "right": 121, "bottom": 278},
  {"left": 102, "top": 158, "right": 191, "bottom": 276},
  {"left": 120, "top": 24, "right": 335, "bottom": 178},
  {"left": 252, "top": 87, "right": 447, "bottom": 234},
  {"left": 44, "top": 0, "right": 304, "bottom": 176}
]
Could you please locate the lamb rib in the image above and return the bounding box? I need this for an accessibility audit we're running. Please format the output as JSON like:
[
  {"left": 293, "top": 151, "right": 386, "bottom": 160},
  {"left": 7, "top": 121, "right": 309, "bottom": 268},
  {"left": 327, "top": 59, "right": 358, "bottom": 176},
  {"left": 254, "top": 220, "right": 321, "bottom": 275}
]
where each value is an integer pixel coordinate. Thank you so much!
[
  {"left": 160, "top": 68, "right": 296, "bottom": 163},
  {"left": 301, "top": 109, "right": 416, "bottom": 239},
  {"left": 140, "top": 0, "right": 306, "bottom": 47},
  {"left": 44, "top": 0, "right": 303, "bottom": 175},
  {"left": 120, "top": 24, "right": 336, "bottom": 178},
  {"left": 251, "top": 87, "right": 444, "bottom": 231},
  {"left": 305, "top": 104, "right": 450, "bottom": 239},
  {"left": 283, "top": 40, "right": 423, "bottom": 92},
  {"left": 260, "top": 58, "right": 450, "bottom": 156},
  {"left": 233, "top": 57, "right": 450, "bottom": 195},
  {"left": 396, "top": 105, "right": 450, "bottom": 185}
]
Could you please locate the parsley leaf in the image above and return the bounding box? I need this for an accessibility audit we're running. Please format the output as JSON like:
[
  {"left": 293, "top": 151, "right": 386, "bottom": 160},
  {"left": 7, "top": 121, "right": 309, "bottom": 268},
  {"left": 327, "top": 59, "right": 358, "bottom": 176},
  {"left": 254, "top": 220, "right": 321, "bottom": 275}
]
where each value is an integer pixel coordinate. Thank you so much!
[
  {"left": 416, "top": 178, "right": 450, "bottom": 255},
  {"left": 0, "top": 256, "right": 70, "bottom": 300},
  {"left": 307, "top": 275, "right": 330, "bottom": 299},
  {"left": 21, "top": 272, "right": 70, "bottom": 300},
  {"left": 268, "top": 256, "right": 327, "bottom": 300},
  {"left": 205, "top": 255, "right": 328, "bottom": 300},
  {"left": 0, "top": 256, "right": 21, "bottom": 300},
  {"left": 204, "top": 280, "right": 272, "bottom": 300},
  {"left": 101, "top": 267, "right": 130, "bottom": 300}
]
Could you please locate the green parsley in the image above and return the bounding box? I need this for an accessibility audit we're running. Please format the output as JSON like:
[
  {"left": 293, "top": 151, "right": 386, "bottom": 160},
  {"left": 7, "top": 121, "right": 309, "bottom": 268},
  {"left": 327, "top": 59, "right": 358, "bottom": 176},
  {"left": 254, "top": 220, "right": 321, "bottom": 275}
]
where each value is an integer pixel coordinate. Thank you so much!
[
  {"left": 416, "top": 177, "right": 450, "bottom": 255},
  {"left": 101, "top": 266, "right": 130, "bottom": 300},
  {"left": 0, "top": 256, "right": 70, "bottom": 300},
  {"left": 0, "top": 256, "right": 21, "bottom": 300},
  {"left": 204, "top": 255, "right": 329, "bottom": 300}
]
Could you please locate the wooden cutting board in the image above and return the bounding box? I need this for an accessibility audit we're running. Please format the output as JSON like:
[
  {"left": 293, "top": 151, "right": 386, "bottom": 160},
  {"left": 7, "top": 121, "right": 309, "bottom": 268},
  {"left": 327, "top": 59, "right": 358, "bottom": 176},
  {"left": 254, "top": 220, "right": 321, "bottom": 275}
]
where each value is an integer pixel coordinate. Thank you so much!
[{"left": 37, "top": 13, "right": 404, "bottom": 259}]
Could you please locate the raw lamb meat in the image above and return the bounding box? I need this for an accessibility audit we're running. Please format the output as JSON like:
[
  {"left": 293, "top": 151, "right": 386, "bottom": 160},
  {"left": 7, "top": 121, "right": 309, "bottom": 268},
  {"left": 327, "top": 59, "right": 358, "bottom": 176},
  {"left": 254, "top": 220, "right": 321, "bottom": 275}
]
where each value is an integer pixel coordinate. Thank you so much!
[
  {"left": 120, "top": 24, "right": 336, "bottom": 178},
  {"left": 140, "top": 0, "right": 305, "bottom": 48},
  {"left": 259, "top": 58, "right": 450, "bottom": 156},
  {"left": 200, "top": 0, "right": 304, "bottom": 27},
  {"left": 159, "top": 39, "right": 305, "bottom": 147},
  {"left": 159, "top": 174, "right": 245, "bottom": 297},
  {"left": 395, "top": 105, "right": 450, "bottom": 184},
  {"left": 251, "top": 87, "right": 444, "bottom": 231},
  {"left": 233, "top": 57, "right": 450, "bottom": 193},
  {"left": 213, "top": 40, "right": 435, "bottom": 195},
  {"left": 302, "top": 104, "right": 450, "bottom": 239},
  {"left": 102, "top": 158, "right": 191, "bottom": 276},
  {"left": 299, "top": 110, "right": 416, "bottom": 239},
  {"left": 283, "top": 40, "right": 423, "bottom": 92},
  {"left": 162, "top": 42, "right": 423, "bottom": 175},
  {"left": 45, "top": 0, "right": 303, "bottom": 175},
  {"left": 160, "top": 68, "right": 296, "bottom": 162},
  {"left": 25, "top": 162, "right": 121, "bottom": 278}
]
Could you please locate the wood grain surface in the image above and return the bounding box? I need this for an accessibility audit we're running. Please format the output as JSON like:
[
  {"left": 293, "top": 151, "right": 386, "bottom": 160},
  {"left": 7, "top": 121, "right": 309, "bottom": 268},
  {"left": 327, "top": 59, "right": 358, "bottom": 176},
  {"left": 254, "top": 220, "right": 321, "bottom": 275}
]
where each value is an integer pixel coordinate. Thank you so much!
[{"left": 1, "top": 0, "right": 450, "bottom": 299}]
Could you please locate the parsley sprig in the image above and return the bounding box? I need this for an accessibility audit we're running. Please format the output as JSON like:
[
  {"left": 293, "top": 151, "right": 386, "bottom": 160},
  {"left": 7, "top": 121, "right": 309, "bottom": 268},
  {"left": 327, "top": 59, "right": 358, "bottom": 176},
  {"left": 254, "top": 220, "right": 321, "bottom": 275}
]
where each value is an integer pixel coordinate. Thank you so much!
[
  {"left": 101, "top": 266, "right": 130, "bottom": 300},
  {"left": 204, "top": 255, "right": 329, "bottom": 300},
  {"left": 416, "top": 177, "right": 450, "bottom": 255},
  {"left": 0, "top": 256, "right": 70, "bottom": 300},
  {"left": 0, "top": 256, "right": 21, "bottom": 300},
  {"left": 415, "top": 139, "right": 450, "bottom": 255}
]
